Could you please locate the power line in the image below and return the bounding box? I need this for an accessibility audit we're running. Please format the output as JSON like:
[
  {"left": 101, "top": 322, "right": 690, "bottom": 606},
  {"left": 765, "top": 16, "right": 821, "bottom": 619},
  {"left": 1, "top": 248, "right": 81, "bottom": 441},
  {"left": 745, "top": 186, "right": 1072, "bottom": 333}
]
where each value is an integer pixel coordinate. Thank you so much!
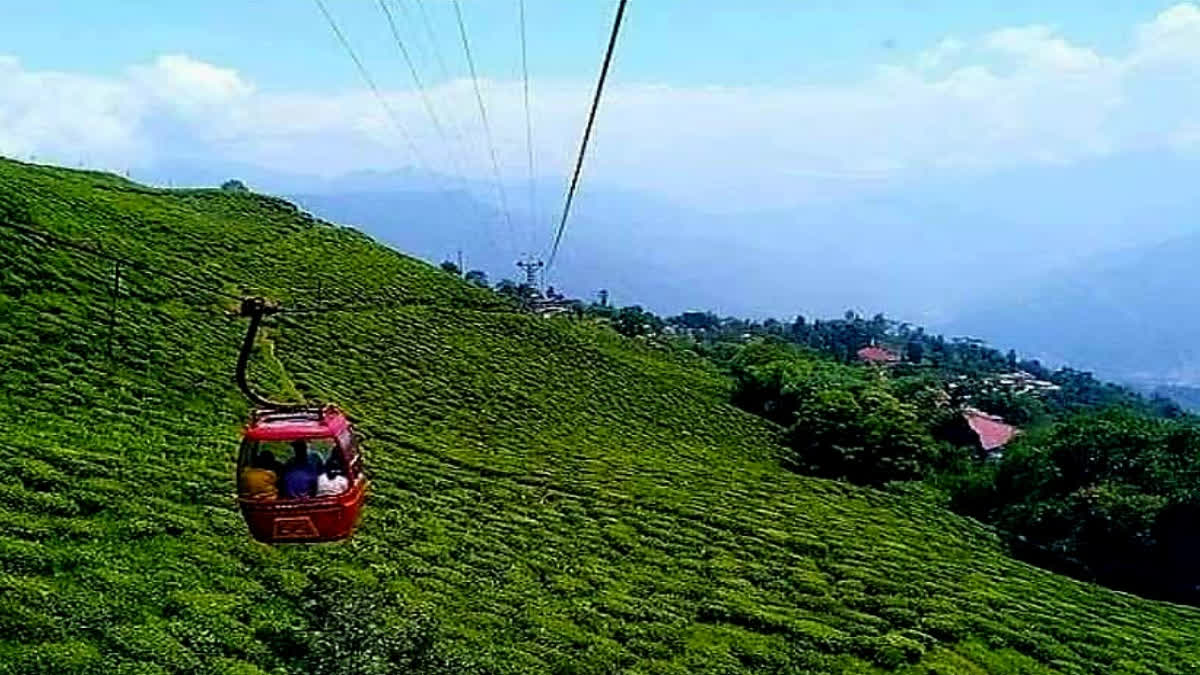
[
  {"left": 377, "top": 0, "right": 496, "bottom": 251},
  {"left": 378, "top": 0, "right": 453, "bottom": 162},
  {"left": 451, "top": 0, "right": 517, "bottom": 257},
  {"left": 387, "top": 0, "right": 431, "bottom": 72},
  {"left": 547, "top": 0, "right": 629, "bottom": 272},
  {"left": 313, "top": 0, "right": 472, "bottom": 229},
  {"left": 28, "top": 1, "right": 623, "bottom": 311},
  {"left": 519, "top": 0, "right": 538, "bottom": 256},
  {"left": 406, "top": 0, "right": 490, "bottom": 220},
  {"left": 408, "top": 0, "right": 478, "bottom": 160},
  {"left": 412, "top": 0, "right": 457, "bottom": 88},
  {"left": 313, "top": 0, "right": 423, "bottom": 167}
]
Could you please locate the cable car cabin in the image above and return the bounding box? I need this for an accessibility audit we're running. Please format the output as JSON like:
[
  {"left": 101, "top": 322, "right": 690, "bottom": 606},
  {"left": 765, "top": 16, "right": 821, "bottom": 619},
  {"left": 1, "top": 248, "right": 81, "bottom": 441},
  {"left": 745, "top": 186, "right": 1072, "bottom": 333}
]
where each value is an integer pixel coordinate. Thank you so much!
[{"left": 236, "top": 405, "right": 366, "bottom": 543}]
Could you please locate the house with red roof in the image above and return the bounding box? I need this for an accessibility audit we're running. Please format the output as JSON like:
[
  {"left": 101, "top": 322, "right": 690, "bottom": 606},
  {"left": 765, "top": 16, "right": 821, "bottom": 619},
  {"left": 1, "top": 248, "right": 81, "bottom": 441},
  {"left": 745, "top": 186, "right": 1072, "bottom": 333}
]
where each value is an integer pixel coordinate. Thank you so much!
[
  {"left": 856, "top": 345, "right": 901, "bottom": 364},
  {"left": 962, "top": 408, "right": 1019, "bottom": 454}
]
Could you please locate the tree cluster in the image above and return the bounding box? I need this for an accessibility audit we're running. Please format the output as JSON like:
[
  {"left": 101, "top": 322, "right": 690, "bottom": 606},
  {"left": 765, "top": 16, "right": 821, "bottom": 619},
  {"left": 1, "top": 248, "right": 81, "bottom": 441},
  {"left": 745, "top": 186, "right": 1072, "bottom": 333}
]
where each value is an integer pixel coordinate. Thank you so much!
[
  {"left": 946, "top": 409, "right": 1200, "bottom": 604},
  {"left": 728, "top": 340, "right": 952, "bottom": 485}
]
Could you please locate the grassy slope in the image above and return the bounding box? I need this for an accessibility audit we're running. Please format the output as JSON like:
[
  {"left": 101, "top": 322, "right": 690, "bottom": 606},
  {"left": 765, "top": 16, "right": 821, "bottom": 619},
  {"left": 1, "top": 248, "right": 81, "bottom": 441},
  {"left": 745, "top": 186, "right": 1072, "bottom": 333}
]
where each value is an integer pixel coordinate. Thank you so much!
[{"left": 1, "top": 158, "right": 1199, "bottom": 674}]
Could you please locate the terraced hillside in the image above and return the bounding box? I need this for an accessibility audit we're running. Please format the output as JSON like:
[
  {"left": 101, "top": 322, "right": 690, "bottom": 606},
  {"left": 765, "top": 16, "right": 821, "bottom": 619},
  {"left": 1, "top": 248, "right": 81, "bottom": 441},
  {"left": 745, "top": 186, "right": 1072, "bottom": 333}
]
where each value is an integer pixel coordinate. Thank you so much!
[{"left": 2, "top": 157, "right": 1200, "bottom": 674}]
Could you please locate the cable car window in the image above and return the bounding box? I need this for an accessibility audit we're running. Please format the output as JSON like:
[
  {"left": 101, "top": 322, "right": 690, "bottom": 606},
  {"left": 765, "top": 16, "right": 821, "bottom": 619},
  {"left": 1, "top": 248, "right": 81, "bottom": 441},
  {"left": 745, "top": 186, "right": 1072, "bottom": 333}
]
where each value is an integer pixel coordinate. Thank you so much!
[
  {"left": 238, "top": 438, "right": 343, "bottom": 500},
  {"left": 336, "top": 429, "right": 354, "bottom": 457},
  {"left": 335, "top": 428, "right": 361, "bottom": 478}
]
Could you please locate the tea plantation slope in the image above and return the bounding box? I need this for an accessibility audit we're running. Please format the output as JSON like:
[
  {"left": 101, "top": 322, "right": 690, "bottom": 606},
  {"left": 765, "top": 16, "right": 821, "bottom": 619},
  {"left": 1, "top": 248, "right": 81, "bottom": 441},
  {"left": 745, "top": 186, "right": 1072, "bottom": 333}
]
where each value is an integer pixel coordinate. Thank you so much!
[{"left": 1, "top": 158, "right": 1199, "bottom": 674}]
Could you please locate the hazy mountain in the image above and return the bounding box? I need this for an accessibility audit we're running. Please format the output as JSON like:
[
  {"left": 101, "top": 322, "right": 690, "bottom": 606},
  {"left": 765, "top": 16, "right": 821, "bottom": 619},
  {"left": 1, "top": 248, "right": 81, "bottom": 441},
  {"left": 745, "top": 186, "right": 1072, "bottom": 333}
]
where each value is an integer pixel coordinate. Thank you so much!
[
  {"left": 946, "top": 232, "right": 1200, "bottom": 386},
  {"left": 140, "top": 152, "right": 1200, "bottom": 373},
  {"left": 286, "top": 191, "right": 507, "bottom": 274},
  {"left": 134, "top": 159, "right": 445, "bottom": 195}
]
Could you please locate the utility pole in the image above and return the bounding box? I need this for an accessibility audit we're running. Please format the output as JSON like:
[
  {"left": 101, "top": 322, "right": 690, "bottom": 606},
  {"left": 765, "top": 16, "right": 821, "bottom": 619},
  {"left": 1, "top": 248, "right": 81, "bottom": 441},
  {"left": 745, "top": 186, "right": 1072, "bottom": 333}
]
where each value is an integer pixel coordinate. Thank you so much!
[
  {"left": 456, "top": 248, "right": 464, "bottom": 277},
  {"left": 516, "top": 255, "right": 544, "bottom": 291}
]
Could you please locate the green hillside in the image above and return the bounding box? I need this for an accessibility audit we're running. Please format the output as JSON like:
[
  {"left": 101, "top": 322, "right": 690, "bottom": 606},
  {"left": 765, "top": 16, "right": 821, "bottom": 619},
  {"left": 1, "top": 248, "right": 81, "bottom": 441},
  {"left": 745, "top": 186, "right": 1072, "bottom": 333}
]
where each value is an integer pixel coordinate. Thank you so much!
[{"left": 2, "top": 157, "right": 1200, "bottom": 674}]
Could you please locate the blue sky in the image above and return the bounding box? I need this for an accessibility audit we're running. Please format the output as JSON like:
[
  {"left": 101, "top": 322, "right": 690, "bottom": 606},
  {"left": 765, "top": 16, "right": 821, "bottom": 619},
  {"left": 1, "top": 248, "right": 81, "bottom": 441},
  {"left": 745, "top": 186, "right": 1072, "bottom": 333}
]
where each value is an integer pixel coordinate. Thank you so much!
[
  {"left": 3, "top": 1, "right": 1200, "bottom": 354},
  {"left": 1, "top": 1, "right": 1199, "bottom": 213},
  {"left": 1, "top": 1, "right": 1183, "bottom": 89}
]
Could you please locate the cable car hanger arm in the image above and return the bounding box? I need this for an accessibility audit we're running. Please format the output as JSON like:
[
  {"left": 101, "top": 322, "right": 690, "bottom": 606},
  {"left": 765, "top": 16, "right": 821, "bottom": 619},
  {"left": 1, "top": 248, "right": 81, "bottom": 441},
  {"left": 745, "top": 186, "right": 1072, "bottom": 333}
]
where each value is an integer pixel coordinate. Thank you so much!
[{"left": 236, "top": 297, "right": 314, "bottom": 412}]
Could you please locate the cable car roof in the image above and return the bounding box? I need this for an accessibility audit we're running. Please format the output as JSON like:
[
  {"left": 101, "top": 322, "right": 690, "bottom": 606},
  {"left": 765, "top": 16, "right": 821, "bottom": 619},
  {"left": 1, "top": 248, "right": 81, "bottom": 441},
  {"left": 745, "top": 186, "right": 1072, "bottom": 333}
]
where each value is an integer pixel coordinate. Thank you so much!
[{"left": 244, "top": 406, "right": 351, "bottom": 442}]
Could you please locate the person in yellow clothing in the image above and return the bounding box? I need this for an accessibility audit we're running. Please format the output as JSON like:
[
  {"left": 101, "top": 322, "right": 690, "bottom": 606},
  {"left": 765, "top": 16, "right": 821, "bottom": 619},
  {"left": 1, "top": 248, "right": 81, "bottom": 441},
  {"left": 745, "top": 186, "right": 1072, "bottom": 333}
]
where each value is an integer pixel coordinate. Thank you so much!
[{"left": 240, "top": 449, "right": 280, "bottom": 500}]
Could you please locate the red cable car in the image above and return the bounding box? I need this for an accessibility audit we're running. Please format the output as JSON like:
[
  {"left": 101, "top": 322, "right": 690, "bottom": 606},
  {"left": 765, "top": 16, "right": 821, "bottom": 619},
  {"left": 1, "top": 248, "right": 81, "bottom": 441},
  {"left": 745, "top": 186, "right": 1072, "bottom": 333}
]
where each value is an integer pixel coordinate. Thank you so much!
[{"left": 233, "top": 298, "right": 367, "bottom": 543}]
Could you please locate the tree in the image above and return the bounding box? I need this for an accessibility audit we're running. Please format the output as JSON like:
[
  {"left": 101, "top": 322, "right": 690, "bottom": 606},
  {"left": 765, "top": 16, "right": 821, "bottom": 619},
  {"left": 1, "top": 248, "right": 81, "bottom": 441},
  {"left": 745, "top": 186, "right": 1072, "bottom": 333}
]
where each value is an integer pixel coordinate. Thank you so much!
[
  {"left": 728, "top": 340, "right": 940, "bottom": 485},
  {"left": 942, "top": 408, "right": 1200, "bottom": 603},
  {"left": 676, "top": 311, "right": 719, "bottom": 331},
  {"left": 970, "top": 388, "right": 1045, "bottom": 426},
  {"left": 464, "top": 270, "right": 488, "bottom": 287},
  {"left": 905, "top": 339, "right": 925, "bottom": 364},
  {"left": 494, "top": 279, "right": 520, "bottom": 298},
  {"left": 613, "top": 305, "right": 662, "bottom": 337},
  {"left": 869, "top": 313, "right": 889, "bottom": 340},
  {"left": 787, "top": 384, "right": 937, "bottom": 484},
  {"left": 494, "top": 279, "right": 539, "bottom": 303},
  {"left": 1020, "top": 359, "right": 1049, "bottom": 380},
  {"left": 439, "top": 260, "right": 461, "bottom": 276},
  {"left": 221, "top": 179, "right": 248, "bottom": 192}
]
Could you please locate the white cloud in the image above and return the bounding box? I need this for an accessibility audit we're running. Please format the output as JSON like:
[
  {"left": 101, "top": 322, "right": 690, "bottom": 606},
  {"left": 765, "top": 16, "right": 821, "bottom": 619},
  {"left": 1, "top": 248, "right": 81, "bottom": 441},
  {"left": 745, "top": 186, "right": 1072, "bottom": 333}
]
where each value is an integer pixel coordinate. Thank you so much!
[
  {"left": 983, "top": 25, "right": 1108, "bottom": 71},
  {"left": 917, "top": 37, "right": 965, "bottom": 71},
  {"left": 1, "top": 3, "right": 1199, "bottom": 209},
  {"left": 131, "top": 54, "right": 253, "bottom": 107},
  {"left": 1135, "top": 2, "right": 1200, "bottom": 60},
  {"left": 0, "top": 57, "right": 141, "bottom": 166}
]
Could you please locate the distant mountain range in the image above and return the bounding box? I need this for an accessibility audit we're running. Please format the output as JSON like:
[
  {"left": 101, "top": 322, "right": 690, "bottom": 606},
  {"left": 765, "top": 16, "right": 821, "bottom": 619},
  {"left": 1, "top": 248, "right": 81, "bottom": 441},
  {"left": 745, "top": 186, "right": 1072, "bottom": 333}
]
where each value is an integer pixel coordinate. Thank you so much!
[
  {"left": 138, "top": 152, "right": 1200, "bottom": 389},
  {"left": 946, "top": 231, "right": 1200, "bottom": 388}
]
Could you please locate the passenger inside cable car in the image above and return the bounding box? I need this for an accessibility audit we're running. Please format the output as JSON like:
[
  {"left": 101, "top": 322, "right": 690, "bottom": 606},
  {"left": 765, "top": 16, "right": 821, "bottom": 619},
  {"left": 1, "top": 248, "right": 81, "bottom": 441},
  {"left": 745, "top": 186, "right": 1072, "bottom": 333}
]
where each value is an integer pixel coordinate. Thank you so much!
[
  {"left": 239, "top": 449, "right": 280, "bottom": 500},
  {"left": 317, "top": 452, "right": 348, "bottom": 497},
  {"left": 280, "top": 440, "right": 320, "bottom": 498},
  {"left": 239, "top": 438, "right": 347, "bottom": 500}
]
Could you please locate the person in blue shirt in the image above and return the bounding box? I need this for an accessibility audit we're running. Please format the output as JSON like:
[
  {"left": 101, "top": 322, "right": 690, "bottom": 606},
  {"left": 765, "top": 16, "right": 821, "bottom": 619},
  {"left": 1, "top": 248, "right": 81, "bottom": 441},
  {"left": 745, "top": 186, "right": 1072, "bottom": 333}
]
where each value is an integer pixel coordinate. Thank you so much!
[{"left": 279, "top": 440, "right": 320, "bottom": 499}]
